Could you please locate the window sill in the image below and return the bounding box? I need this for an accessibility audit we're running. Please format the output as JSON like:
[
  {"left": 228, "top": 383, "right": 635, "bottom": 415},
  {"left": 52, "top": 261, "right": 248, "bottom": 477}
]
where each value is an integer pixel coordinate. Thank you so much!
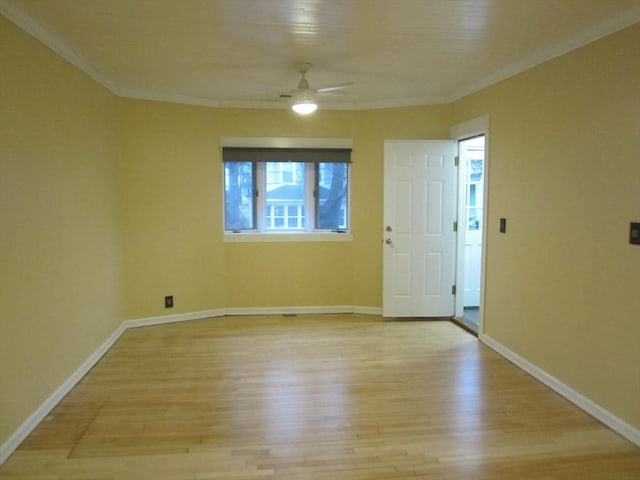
[{"left": 223, "top": 232, "right": 353, "bottom": 243}]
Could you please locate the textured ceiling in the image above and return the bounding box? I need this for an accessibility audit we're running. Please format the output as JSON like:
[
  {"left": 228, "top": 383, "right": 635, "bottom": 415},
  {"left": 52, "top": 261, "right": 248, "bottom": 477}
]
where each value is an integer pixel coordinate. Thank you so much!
[{"left": 2, "top": 0, "right": 640, "bottom": 109}]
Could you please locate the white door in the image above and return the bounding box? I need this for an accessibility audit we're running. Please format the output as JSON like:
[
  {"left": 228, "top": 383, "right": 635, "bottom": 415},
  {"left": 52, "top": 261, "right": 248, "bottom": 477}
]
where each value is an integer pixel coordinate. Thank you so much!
[
  {"left": 463, "top": 228, "right": 483, "bottom": 306},
  {"left": 383, "top": 140, "right": 457, "bottom": 317},
  {"left": 460, "top": 136, "right": 485, "bottom": 307}
]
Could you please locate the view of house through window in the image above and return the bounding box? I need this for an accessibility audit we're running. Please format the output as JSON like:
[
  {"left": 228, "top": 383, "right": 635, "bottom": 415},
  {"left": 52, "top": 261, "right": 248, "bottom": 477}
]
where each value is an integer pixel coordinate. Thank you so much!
[
  {"left": 265, "top": 162, "right": 305, "bottom": 229},
  {"left": 224, "top": 158, "right": 349, "bottom": 233}
]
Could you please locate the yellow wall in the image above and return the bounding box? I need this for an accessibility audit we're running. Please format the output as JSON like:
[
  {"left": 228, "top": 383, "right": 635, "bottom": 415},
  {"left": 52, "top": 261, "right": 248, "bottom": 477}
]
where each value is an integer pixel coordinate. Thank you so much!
[
  {"left": 0, "top": 16, "right": 123, "bottom": 443},
  {"left": 3, "top": 9, "right": 639, "bottom": 452},
  {"left": 452, "top": 23, "right": 640, "bottom": 428},
  {"left": 350, "top": 106, "right": 452, "bottom": 307},
  {"left": 118, "top": 102, "right": 451, "bottom": 316}
]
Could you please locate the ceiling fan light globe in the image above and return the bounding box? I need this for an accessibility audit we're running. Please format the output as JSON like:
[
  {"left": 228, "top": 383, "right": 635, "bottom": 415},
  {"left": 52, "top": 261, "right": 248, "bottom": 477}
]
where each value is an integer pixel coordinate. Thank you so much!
[
  {"left": 291, "top": 89, "right": 318, "bottom": 114},
  {"left": 292, "top": 101, "right": 318, "bottom": 114}
]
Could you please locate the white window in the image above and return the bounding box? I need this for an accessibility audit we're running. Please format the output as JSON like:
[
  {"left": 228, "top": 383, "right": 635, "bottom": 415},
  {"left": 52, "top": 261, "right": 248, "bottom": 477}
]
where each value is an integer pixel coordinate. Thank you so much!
[{"left": 222, "top": 146, "right": 350, "bottom": 238}]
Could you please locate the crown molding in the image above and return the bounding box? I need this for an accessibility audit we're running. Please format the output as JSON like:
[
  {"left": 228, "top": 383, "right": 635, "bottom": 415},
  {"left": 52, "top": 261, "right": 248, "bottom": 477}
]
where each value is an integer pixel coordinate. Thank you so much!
[
  {"left": 0, "top": 1, "right": 455, "bottom": 111},
  {"left": 3, "top": 0, "right": 639, "bottom": 111},
  {"left": 449, "top": 7, "right": 640, "bottom": 103},
  {"left": 0, "top": 0, "right": 120, "bottom": 94}
]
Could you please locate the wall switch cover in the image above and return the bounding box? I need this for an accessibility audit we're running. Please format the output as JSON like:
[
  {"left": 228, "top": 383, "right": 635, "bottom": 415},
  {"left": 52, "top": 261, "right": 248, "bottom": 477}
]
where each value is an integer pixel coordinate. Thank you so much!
[
  {"left": 630, "top": 222, "right": 640, "bottom": 245},
  {"left": 164, "top": 295, "right": 174, "bottom": 308}
]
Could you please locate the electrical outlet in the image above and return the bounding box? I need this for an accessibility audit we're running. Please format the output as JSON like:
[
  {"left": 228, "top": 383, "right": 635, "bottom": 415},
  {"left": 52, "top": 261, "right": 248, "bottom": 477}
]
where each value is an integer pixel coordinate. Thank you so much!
[{"left": 164, "top": 295, "right": 174, "bottom": 308}]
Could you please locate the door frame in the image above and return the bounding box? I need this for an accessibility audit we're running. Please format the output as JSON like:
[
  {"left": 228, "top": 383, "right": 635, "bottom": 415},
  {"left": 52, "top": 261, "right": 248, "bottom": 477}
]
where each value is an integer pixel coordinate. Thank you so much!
[{"left": 450, "top": 115, "right": 490, "bottom": 333}]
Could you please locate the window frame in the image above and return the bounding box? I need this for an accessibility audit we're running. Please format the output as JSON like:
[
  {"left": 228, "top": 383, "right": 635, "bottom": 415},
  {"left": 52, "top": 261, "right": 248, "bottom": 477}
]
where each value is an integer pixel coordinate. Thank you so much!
[{"left": 221, "top": 137, "right": 353, "bottom": 243}]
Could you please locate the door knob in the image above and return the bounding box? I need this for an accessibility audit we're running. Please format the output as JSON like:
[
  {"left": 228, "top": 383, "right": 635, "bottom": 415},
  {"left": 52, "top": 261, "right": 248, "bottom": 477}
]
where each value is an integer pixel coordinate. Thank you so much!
[{"left": 385, "top": 238, "right": 393, "bottom": 245}]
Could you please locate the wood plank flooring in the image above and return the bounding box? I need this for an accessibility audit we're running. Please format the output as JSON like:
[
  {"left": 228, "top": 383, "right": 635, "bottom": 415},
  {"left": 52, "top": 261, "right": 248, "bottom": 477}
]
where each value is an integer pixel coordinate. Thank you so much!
[{"left": 1, "top": 314, "right": 638, "bottom": 479}]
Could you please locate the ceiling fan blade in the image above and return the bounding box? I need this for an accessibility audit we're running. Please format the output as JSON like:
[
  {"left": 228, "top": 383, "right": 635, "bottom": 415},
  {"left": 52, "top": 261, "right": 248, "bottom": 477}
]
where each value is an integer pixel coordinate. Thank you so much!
[
  {"left": 317, "top": 90, "right": 349, "bottom": 96},
  {"left": 316, "top": 82, "right": 354, "bottom": 93}
]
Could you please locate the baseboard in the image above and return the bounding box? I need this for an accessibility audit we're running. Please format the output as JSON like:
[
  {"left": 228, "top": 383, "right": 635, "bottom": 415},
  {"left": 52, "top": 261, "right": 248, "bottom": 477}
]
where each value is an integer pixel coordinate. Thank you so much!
[
  {"left": 0, "top": 323, "right": 127, "bottom": 465},
  {"left": 480, "top": 333, "right": 640, "bottom": 447},
  {"left": 353, "top": 305, "right": 383, "bottom": 315},
  {"left": 123, "top": 308, "right": 226, "bottom": 329},
  {"left": 224, "top": 305, "right": 360, "bottom": 316},
  {"left": 0, "top": 304, "right": 382, "bottom": 465},
  {"left": 127, "top": 306, "right": 382, "bottom": 322},
  {"left": 126, "top": 305, "right": 380, "bottom": 326},
  {"left": 224, "top": 305, "right": 383, "bottom": 316},
  {"left": 127, "top": 306, "right": 384, "bottom": 323}
]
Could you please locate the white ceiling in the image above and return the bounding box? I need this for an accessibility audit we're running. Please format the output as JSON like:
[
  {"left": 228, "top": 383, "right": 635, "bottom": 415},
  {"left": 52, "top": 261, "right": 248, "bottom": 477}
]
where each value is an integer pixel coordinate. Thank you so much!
[{"left": 3, "top": 0, "right": 640, "bottom": 110}]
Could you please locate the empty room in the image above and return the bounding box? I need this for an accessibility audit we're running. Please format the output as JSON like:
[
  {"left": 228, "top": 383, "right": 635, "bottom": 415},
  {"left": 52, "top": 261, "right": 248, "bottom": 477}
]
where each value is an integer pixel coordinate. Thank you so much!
[{"left": 1, "top": 1, "right": 639, "bottom": 478}]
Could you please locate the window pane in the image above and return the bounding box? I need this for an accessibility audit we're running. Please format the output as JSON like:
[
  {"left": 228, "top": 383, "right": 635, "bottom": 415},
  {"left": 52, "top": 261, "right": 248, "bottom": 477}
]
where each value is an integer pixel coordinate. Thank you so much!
[
  {"left": 224, "top": 162, "right": 254, "bottom": 230},
  {"left": 467, "top": 208, "right": 482, "bottom": 230},
  {"left": 468, "top": 184, "right": 477, "bottom": 207},
  {"left": 317, "top": 162, "right": 348, "bottom": 230},
  {"left": 265, "top": 162, "right": 305, "bottom": 230},
  {"left": 469, "top": 158, "right": 483, "bottom": 182}
]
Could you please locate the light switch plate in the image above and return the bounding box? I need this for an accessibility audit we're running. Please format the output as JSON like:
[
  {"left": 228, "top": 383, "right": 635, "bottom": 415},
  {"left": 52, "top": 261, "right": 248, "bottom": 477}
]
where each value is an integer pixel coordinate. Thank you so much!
[{"left": 630, "top": 222, "right": 640, "bottom": 245}]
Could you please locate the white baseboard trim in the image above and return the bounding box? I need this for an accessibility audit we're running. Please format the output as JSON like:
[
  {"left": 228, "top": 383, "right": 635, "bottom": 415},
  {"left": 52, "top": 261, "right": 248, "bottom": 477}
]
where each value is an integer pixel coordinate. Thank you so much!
[
  {"left": 124, "top": 308, "right": 226, "bottom": 329},
  {"left": 0, "top": 323, "right": 127, "bottom": 465},
  {"left": 0, "top": 304, "right": 382, "bottom": 465},
  {"left": 224, "top": 305, "right": 358, "bottom": 316},
  {"left": 127, "top": 306, "right": 383, "bottom": 323},
  {"left": 480, "top": 333, "right": 640, "bottom": 447},
  {"left": 353, "top": 305, "right": 383, "bottom": 315}
]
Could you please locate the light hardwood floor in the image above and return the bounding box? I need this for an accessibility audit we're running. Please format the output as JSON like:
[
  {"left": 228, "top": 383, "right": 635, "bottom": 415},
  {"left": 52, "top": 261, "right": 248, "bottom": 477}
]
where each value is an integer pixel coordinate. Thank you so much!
[{"left": 1, "top": 314, "right": 638, "bottom": 479}]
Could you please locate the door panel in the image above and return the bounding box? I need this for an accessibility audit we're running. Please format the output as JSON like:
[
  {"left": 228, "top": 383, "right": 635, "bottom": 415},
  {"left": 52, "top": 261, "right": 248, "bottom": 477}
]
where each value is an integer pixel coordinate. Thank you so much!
[
  {"left": 395, "top": 253, "right": 411, "bottom": 296},
  {"left": 424, "top": 252, "right": 442, "bottom": 296},
  {"left": 425, "top": 181, "right": 443, "bottom": 233},
  {"left": 396, "top": 183, "right": 412, "bottom": 233},
  {"left": 383, "top": 140, "right": 457, "bottom": 317}
]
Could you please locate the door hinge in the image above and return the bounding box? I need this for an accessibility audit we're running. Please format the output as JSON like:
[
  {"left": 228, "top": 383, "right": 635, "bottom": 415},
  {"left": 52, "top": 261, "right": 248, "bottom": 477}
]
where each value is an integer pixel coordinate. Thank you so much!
[
  {"left": 454, "top": 156, "right": 460, "bottom": 167},
  {"left": 453, "top": 221, "right": 458, "bottom": 232},
  {"left": 451, "top": 285, "right": 457, "bottom": 295}
]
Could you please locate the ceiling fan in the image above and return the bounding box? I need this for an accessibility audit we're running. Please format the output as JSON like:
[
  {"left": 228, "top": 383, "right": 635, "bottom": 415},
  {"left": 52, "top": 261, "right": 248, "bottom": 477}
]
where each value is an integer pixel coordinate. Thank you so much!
[{"left": 282, "top": 63, "right": 354, "bottom": 114}]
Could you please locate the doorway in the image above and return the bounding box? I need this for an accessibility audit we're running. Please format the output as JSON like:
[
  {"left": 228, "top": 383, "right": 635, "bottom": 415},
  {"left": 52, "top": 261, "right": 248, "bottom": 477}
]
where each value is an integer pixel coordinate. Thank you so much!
[
  {"left": 382, "top": 116, "right": 489, "bottom": 328},
  {"left": 455, "top": 134, "right": 486, "bottom": 333}
]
